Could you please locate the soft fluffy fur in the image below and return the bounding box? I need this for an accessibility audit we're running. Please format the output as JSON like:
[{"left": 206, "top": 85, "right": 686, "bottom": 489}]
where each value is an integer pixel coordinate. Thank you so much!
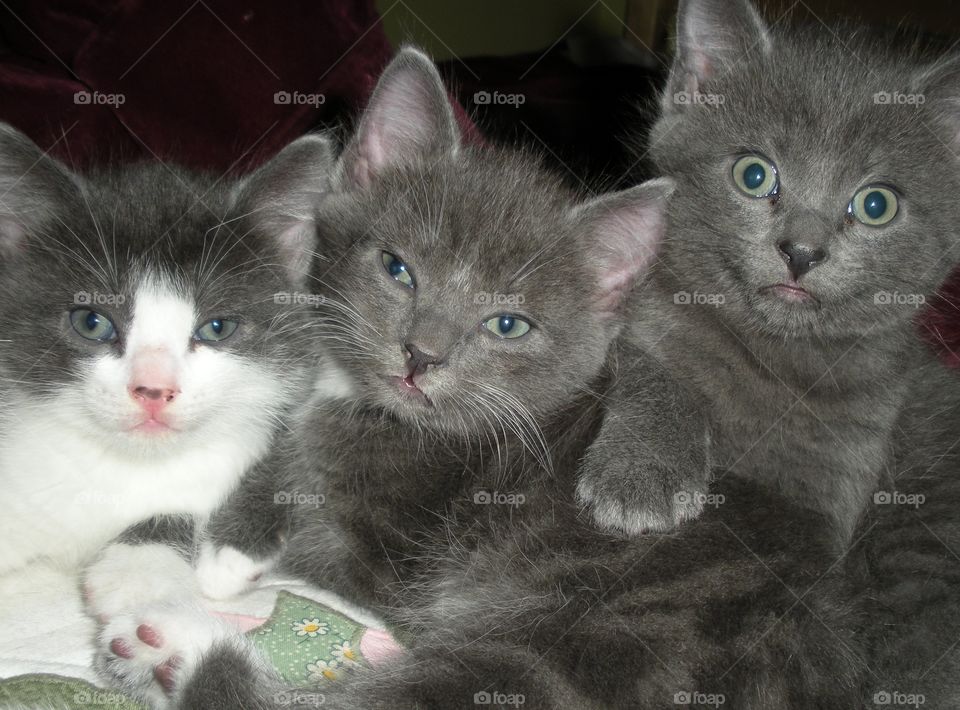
[
  {"left": 0, "top": 126, "right": 333, "bottom": 574},
  {"left": 90, "top": 48, "right": 867, "bottom": 710},
  {"left": 577, "top": 0, "right": 960, "bottom": 705}
]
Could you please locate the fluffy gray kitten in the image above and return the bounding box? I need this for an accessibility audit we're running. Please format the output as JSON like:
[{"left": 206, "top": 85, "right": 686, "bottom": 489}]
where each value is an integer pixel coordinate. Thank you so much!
[
  {"left": 0, "top": 122, "right": 333, "bottom": 580},
  {"left": 90, "top": 48, "right": 868, "bottom": 710},
  {"left": 577, "top": 0, "right": 960, "bottom": 704}
]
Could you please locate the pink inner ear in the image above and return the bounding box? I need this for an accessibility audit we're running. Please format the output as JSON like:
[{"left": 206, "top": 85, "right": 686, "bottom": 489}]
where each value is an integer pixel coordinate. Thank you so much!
[{"left": 593, "top": 208, "right": 663, "bottom": 317}]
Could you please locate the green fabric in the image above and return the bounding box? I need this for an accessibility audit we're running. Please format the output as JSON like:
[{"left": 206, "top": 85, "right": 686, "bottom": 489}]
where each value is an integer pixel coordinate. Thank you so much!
[
  {"left": 0, "top": 674, "right": 145, "bottom": 709},
  {"left": 0, "top": 591, "right": 382, "bottom": 707},
  {"left": 249, "top": 591, "right": 366, "bottom": 685}
]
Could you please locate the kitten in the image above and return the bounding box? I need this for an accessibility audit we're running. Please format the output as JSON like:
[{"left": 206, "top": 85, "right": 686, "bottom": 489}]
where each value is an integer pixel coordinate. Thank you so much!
[
  {"left": 577, "top": 0, "right": 960, "bottom": 540},
  {"left": 90, "top": 49, "right": 865, "bottom": 710},
  {"left": 0, "top": 124, "right": 333, "bottom": 576},
  {"left": 576, "top": 0, "right": 960, "bottom": 704}
]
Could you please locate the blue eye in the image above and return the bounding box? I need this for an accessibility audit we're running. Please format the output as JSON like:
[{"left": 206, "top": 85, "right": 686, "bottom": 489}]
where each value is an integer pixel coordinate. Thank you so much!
[
  {"left": 482, "top": 314, "right": 531, "bottom": 339},
  {"left": 849, "top": 186, "right": 898, "bottom": 226},
  {"left": 381, "top": 251, "right": 415, "bottom": 288},
  {"left": 195, "top": 318, "right": 238, "bottom": 342},
  {"left": 70, "top": 308, "right": 117, "bottom": 342},
  {"left": 732, "top": 155, "right": 779, "bottom": 198}
]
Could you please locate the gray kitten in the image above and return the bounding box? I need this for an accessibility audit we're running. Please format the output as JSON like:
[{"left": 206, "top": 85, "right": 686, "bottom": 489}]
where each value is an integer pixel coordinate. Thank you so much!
[
  {"left": 92, "top": 49, "right": 866, "bottom": 710},
  {"left": 579, "top": 0, "right": 960, "bottom": 538},
  {"left": 578, "top": 0, "right": 960, "bottom": 704}
]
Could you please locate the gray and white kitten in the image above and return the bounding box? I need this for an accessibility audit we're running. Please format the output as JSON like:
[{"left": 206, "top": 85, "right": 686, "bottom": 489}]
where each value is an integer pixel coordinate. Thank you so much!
[
  {"left": 577, "top": 0, "right": 960, "bottom": 704},
  {"left": 91, "top": 49, "right": 866, "bottom": 710},
  {"left": 0, "top": 124, "right": 332, "bottom": 578}
]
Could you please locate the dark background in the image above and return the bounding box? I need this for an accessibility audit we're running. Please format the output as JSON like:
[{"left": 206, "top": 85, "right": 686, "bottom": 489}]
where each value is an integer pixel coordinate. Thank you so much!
[{"left": 0, "top": 0, "right": 957, "bottom": 361}]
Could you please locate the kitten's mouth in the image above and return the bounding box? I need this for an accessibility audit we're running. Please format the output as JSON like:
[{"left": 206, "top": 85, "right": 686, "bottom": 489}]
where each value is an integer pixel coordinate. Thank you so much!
[
  {"left": 759, "top": 283, "right": 819, "bottom": 306},
  {"left": 129, "top": 418, "right": 177, "bottom": 435},
  {"left": 387, "top": 375, "right": 433, "bottom": 406}
]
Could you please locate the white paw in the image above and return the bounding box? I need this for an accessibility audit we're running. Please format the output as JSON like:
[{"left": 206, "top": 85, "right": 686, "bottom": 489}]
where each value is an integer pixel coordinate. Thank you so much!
[
  {"left": 195, "top": 542, "right": 273, "bottom": 600},
  {"left": 84, "top": 543, "right": 199, "bottom": 621},
  {"left": 95, "top": 600, "right": 237, "bottom": 710}
]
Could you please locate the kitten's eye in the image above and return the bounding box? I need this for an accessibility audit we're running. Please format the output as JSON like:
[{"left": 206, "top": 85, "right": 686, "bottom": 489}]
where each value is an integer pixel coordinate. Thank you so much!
[
  {"left": 483, "top": 315, "right": 531, "bottom": 339},
  {"left": 381, "top": 251, "right": 415, "bottom": 288},
  {"left": 848, "top": 186, "right": 899, "bottom": 227},
  {"left": 194, "top": 318, "right": 238, "bottom": 342},
  {"left": 70, "top": 308, "right": 117, "bottom": 342},
  {"left": 732, "top": 155, "right": 780, "bottom": 198}
]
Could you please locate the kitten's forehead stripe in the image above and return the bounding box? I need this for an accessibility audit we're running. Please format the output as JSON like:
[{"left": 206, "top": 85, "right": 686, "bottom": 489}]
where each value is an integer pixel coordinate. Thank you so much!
[{"left": 127, "top": 277, "right": 196, "bottom": 356}]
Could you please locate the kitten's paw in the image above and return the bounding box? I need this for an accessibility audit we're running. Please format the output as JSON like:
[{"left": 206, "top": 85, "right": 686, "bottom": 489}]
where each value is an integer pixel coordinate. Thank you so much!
[
  {"left": 84, "top": 543, "right": 199, "bottom": 621},
  {"left": 577, "top": 447, "right": 707, "bottom": 535},
  {"left": 95, "top": 601, "right": 237, "bottom": 710},
  {"left": 195, "top": 542, "right": 274, "bottom": 600}
]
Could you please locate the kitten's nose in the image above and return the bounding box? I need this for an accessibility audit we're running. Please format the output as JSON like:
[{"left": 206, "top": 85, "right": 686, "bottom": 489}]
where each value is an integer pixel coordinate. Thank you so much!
[
  {"left": 129, "top": 384, "right": 179, "bottom": 415},
  {"left": 777, "top": 240, "right": 827, "bottom": 280},
  {"left": 404, "top": 343, "right": 442, "bottom": 375}
]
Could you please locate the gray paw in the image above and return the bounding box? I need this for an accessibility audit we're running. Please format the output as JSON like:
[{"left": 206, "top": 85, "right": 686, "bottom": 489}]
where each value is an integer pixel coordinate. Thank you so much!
[{"left": 576, "top": 431, "right": 708, "bottom": 535}]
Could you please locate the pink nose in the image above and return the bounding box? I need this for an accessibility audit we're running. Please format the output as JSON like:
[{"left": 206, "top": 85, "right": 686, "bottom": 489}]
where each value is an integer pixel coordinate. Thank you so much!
[{"left": 129, "top": 385, "right": 179, "bottom": 415}]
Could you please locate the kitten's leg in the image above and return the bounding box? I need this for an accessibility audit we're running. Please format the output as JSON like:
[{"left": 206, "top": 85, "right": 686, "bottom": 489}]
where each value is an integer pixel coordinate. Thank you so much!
[
  {"left": 84, "top": 515, "right": 201, "bottom": 620},
  {"left": 577, "top": 341, "right": 710, "bottom": 535},
  {"left": 196, "top": 455, "right": 293, "bottom": 600}
]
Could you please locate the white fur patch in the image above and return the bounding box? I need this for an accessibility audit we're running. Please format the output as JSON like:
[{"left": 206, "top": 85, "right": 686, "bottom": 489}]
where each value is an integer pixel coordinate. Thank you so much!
[
  {"left": 85, "top": 543, "right": 199, "bottom": 621},
  {"left": 0, "top": 277, "right": 288, "bottom": 574},
  {"left": 195, "top": 543, "right": 273, "bottom": 601}
]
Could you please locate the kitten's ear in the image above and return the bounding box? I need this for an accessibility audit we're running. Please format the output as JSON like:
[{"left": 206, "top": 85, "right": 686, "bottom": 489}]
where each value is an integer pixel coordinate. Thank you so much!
[
  {"left": 337, "top": 47, "right": 460, "bottom": 189},
  {"left": 573, "top": 178, "right": 674, "bottom": 317},
  {"left": 915, "top": 55, "right": 960, "bottom": 151},
  {"left": 666, "top": 0, "right": 771, "bottom": 111},
  {"left": 233, "top": 134, "right": 335, "bottom": 286},
  {"left": 0, "top": 123, "right": 82, "bottom": 260}
]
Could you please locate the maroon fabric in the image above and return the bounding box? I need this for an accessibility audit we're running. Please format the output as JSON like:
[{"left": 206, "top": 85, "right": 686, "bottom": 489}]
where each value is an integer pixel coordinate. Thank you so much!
[{"left": 0, "top": 0, "right": 392, "bottom": 172}]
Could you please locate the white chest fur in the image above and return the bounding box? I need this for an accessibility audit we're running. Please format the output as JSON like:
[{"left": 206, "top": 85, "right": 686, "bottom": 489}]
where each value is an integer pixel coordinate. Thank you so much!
[{"left": 0, "top": 403, "right": 270, "bottom": 574}]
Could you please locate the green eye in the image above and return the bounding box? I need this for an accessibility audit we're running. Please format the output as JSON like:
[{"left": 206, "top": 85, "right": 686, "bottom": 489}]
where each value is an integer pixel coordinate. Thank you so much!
[
  {"left": 382, "top": 251, "right": 415, "bottom": 288},
  {"left": 849, "top": 186, "right": 899, "bottom": 227},
  {"left": 70, "top": 308, "right": 117, "bottom": 342},
  {"left": 732, "top": 155, "right": 780, "bottom": 198},
  {"left": 483, "top": 315, "right": 531, "bottom": 339},
  {"left": 194, "top": 318, "right": 238, "bottom": 342}
]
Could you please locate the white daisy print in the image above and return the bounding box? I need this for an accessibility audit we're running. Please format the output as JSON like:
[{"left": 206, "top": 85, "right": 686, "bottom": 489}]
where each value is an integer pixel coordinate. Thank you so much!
[
  {"left": 306, "top": 658, "right": 340, "bottom": 682},
  {"left": 331, "top": 640, "right": 359, "bottom": 666},
  {"left": 291, "top": 619, "right": 329, "bottom": 638}
]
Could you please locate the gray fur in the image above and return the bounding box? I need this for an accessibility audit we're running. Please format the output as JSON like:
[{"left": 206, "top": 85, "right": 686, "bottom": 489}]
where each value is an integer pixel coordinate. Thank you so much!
[
  {"left": 165, "top": 48, "right": 864, "bottom": 710},
  {"left": 579, "top": 0, "right": 960, "bottom": 705}
]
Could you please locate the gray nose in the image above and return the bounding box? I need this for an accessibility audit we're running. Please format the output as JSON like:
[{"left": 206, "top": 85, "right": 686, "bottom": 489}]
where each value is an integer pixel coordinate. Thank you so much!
[
  {"left": 777, "top": 240, "right": 827, "bottom": 280},
  {"left": 404, "top": 343, "right": 442, "bottom": 375}
]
